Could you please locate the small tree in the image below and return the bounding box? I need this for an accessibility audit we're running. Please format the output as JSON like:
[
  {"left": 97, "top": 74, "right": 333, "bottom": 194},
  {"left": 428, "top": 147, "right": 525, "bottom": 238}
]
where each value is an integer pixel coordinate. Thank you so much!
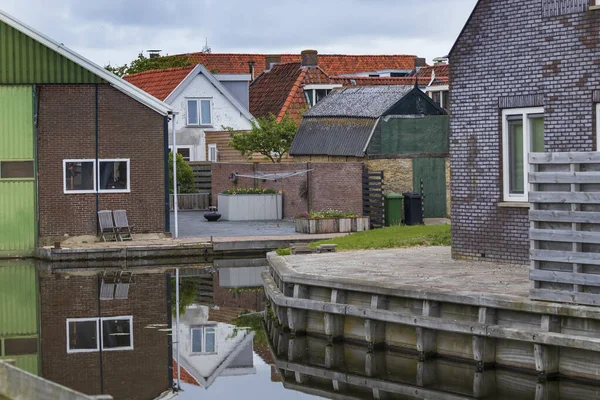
[
  {"left": 227, "top": 113, "right": 298, "bottom": 163},
  {"left": 168, "top": 152, "right": 195, "bottom": 194},
  {"left": 105, "top": 53, "right": 193, "bottom": 78}
]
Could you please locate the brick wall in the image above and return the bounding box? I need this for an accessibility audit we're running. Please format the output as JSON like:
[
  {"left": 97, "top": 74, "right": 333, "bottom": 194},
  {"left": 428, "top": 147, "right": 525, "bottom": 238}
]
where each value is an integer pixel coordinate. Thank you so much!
[
  {"left": 37, "top": 84, "right": 166, "bottom": 240},
  {"left": 40, "top": 272, "right": 170, "bottom": 400},
  {"left": 211, "top": 162, "right": 363, "bottom": 218},
  {"left": 450, "top": 0, "right": 599, "bottom": 263},
  {"left": 206, "top": 131, "right": 293, "bottom": 163}
]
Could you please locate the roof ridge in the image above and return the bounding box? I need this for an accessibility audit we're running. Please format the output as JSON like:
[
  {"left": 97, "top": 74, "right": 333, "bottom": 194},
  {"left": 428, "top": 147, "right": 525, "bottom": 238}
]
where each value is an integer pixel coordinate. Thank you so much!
[{"left": 125, "top": 65, "right": 196, "bottom": 78}]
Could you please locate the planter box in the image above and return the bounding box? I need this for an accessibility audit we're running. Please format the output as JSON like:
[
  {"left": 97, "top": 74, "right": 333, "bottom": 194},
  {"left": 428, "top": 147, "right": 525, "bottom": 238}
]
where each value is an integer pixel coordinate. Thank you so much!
[
  {"left": 295, "top": 216, "right": 370, "bottom": 234},
  {"left": 218, "top": 194, "right": 283, "bottom": 221}
]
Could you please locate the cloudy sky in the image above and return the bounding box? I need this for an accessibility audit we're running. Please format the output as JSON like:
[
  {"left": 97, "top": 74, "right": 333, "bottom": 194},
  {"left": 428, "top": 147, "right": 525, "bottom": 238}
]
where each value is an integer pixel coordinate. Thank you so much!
[{"left": 2, "top": 0, "right": 477, "bottom": 67}]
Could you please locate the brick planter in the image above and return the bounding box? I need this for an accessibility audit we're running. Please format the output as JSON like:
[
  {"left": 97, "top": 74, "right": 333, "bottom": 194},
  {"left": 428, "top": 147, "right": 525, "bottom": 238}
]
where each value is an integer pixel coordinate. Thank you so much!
[{"left": 295, "top": 216, "right": 370, "bottom": 234}]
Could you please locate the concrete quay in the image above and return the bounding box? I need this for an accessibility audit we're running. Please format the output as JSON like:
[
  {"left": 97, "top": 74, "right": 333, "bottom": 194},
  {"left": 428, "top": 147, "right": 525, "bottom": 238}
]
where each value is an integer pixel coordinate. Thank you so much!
[{"left": 263, "top": 247, "right": 600, "bottom": 382}]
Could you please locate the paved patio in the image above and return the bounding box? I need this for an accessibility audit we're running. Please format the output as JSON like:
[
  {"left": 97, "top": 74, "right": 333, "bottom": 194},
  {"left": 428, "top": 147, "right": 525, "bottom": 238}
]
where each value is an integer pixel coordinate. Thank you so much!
[{"left": 171, "top": 212, "right": 297, "bottom": 238}]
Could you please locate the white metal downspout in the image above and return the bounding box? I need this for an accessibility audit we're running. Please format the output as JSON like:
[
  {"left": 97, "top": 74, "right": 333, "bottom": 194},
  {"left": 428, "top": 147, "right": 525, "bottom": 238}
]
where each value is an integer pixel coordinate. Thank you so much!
[{"left": 172, "top": 115, "right": 179, "bottom": 239}]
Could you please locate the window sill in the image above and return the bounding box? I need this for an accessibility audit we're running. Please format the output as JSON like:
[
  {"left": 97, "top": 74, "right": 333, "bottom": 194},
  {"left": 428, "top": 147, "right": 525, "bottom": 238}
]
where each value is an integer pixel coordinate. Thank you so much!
[
  {"left": 186, "top": 125, "right": 213, "bottom": 129},
  {"left": 498, "top": 201, "right": 530, "bottom": 208},
  {"left": 589, "top": 5, "right": 600, "bottom": 10}
]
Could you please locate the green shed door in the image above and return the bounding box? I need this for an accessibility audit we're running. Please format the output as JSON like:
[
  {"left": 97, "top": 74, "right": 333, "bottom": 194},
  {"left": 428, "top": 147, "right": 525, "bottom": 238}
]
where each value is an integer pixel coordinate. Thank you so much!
[
  {"left": 0, "top": 86, "right": 36, "bottom": 256},
  {"left": 413, "top": 158, "right": 447, "bottom": 218}
]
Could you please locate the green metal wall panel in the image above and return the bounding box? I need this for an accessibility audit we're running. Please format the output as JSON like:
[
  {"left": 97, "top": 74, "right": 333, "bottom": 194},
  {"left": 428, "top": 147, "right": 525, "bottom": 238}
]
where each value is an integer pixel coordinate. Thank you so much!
[
  {"left": 0, "top": 354, "right": 39, "bottom": 375},
  {"left": 0, "top": 21, "right": 104, "bottom": 84},
  {"left": 0, "top": 86, "right": 33, "bottom": 160},
  {"left": 0, "top": 181, "right": 36, "bottom": 253},
  {"left": 376, "top": 116, "right": 449, "bottom": 155},
  {"left": 413, "top": 158, "right": 447, "bottom": 218},
  {"left": 0, "top": 261, "right": 38, "bottom": 337}
]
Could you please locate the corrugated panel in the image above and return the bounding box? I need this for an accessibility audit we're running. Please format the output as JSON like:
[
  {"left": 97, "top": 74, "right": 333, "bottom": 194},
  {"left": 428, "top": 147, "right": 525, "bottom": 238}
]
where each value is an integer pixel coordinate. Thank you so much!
[
  {"left": 290, "top": 117, "right": 376, "bottom": 157},
  {"left": 0, "top": 181, "right": 36, "bottom": 252},
  {"left": 0, "top": 261, "right": 38, "bottom": 337},
  {"left": 0, "top": 20, "right": 103, "bottom": 84},
  {"left": 0, "top": 355, "right": 39, "bottom": 375},
  {"left": 378, "top": 116, "right": 449, "bottom": 155},
  {"left": 0, "top": 86, "right": 33, "bottom": 160}
]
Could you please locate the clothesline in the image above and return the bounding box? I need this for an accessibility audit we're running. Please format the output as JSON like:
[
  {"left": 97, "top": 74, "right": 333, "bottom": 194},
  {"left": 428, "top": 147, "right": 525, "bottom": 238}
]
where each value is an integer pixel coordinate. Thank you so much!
[{"left": 234, "top": 169, "right": 313, "bottom": 181}]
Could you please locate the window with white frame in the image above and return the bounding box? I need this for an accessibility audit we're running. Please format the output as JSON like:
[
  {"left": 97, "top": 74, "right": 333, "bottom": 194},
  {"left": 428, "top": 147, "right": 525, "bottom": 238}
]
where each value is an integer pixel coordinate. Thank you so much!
[
  {"left": 176, "top": 146, "right": 192, "bottom": 162},
  {"left": 304, "top": 84, "right": 342, "bottom": 107},
  {"left": 427, "top": 87, "right": 449, "bottom": 110},
  {"left": 191, "top": 326, "right": 216, "bottom": 354},
  {"left": 66, "top": 316, "right": 133, "bottom": 353},
  {"left": 502, "top": 107, "right": 544, "bottom": 202},
  {"left": 208, "top": 144, "right": 218, "bottom": 162},
  {"left": 98, "top": 159, "right": 130, "bottom": 193},
  {"left": 187, "top": 99, "right": 212, "bottom": 126},
  {"left": 64, "top": 160, "right": 96, "bottom": 193}
]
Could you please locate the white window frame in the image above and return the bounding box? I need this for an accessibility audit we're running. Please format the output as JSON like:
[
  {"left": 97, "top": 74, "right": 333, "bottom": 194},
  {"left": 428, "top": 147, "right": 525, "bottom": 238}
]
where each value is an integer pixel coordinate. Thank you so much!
[
  {"left": 100, "top": 316, "right": 134, "bottom": 352},
  {"left": 190, "top": 325, "right": 217, "bottom": 354},
  {"left": 596, "top": 104, "right": 600, "bottom": 151},
  {"left": 304, "top": 84, "right": 342, "bottom": 107},
  {"left": 208, "top": 144, "right": 218, "bottom": 162},
  {"left": 186, "top": 98, "right": 213, "bottom": 127},
  {"left": 63, "top": 159, "right": 96, "bottom": 194},
  {"left": 502, "top": 107, "right": 544, "bottom": 203},
  {"left": 66, "top": 318, "right": 100, "bottom": 354},
  {"left": 426, "top": 85, "right": 449, "bottom": 108},
  {"left": 97, "top": 159, "right": 131, "bottom": 194},
  {"left": 175, "top": 145, "right": 194, "bottom": 162}
]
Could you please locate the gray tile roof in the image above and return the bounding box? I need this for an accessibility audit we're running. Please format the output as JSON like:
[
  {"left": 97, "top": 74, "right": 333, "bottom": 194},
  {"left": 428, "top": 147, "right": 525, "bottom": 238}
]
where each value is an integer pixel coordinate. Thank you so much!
[
  {"left": 290, "top": 117, "right": 377, "bottom": 157},
  {"left": 304, "top": 85, "right": 413, "bottom": 118}
]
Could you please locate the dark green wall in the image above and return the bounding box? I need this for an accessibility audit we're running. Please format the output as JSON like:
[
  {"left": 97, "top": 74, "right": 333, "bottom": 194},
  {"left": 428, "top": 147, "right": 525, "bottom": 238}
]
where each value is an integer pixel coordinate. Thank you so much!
[
  {"left": 0, "top": 20, "right": 104, "bottom": 84},
  {"left": 368, "top": 115, "right": 449, "bottom": 156}
]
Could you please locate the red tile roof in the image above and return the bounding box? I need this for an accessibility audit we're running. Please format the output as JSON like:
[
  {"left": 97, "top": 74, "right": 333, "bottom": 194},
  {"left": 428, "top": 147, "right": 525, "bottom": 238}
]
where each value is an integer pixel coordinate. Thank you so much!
[
  {"left": 249, "top": 62, "right": 306, "bottom": 121},
  {"left": 416, "top": 64, "right": 450, "bottom": 86},
  {"left": 173, "top": 359, "right": 200, "bottom": 387},
  {"left": 124, "top": 66, "right": 195, "bottom": 100},
  {"left": 177, "top": 53, "right": 418, "bottom": 77}
]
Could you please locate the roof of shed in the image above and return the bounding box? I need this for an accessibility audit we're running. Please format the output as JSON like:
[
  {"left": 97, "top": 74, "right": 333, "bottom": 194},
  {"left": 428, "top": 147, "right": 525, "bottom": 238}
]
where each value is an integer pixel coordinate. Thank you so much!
[
  {"left": 290, "top": 117, "right": 377, "bottom": 157},
  {"left": 304, "top": 85, "right": 413, "bottom": 118}
]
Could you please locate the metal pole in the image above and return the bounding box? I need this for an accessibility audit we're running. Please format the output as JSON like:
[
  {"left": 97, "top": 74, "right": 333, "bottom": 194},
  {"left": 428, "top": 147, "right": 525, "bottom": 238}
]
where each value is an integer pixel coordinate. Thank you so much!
[
  {"left": 175, "top": 267, "right": 181, "bottom": 390},
  {"left": 172, "top": 115, "right": 179, "bottom": 238}
]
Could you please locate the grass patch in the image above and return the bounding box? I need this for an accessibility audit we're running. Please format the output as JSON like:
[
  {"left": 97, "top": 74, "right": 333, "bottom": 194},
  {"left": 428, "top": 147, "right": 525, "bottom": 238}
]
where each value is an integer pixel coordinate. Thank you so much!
[
  {"left": 276, "top": 247, "right": 292, "bottom": 256},
  {"left": 309, "top": 224, "right": 451, "bottom": 251}
]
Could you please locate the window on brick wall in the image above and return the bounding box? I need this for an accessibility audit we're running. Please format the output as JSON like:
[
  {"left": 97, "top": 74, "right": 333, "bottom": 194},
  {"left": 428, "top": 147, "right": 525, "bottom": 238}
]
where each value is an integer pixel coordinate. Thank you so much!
[
  {"left": 63, "top": 160, "right": 95, "bottom": 194},
  {"left": 502, "top": 107, "right": 544, "bottom": 202},
  {"left": 66, "top": 316, "right": 133, "bottom": 353},
  {"left": 98, "top": 159, "right": 130, "bottom": 193}
]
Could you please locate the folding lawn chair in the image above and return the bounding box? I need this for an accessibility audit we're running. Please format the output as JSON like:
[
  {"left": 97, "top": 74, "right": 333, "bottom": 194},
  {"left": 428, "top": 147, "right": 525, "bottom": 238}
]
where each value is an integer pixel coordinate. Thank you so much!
[
  {"left": 115, "top": 271, "right": 134, "bottom": 300},
  {"left": 98, "top": 210, "right": 118, "bottom": 242},
  {"left": 100, "top": 271, "right": 118, "bottom": 300},
  {"left": 113, "top": 210, "right": 134, "bottom": 241}
]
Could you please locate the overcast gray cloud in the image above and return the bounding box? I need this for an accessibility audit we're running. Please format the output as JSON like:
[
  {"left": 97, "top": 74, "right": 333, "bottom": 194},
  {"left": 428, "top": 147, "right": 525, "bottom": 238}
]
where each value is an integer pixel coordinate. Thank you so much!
[{"left": 2, "top": 0, "right": 478, "bottom": 66}]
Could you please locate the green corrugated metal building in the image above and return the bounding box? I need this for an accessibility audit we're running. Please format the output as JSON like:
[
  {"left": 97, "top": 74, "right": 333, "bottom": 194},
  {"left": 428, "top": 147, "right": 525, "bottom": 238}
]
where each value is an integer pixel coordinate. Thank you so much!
[
  {"left": 0, "top": 260, "right": 39, "bottom": 374},
  {"left": 0, "top": 11, "right": 172, "bottom": 257}
]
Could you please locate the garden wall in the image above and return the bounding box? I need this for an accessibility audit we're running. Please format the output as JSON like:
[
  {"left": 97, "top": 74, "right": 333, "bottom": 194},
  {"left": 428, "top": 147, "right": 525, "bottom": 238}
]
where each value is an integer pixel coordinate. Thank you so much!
[{"left": 211, "top": 162, "right": 363, "bottom": 219}]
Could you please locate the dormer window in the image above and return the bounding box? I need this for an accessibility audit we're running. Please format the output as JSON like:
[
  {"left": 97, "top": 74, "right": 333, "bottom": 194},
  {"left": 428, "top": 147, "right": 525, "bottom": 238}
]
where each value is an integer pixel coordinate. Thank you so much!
[{"left": 304, "top": 84, "right": 342, "bottom": 107}]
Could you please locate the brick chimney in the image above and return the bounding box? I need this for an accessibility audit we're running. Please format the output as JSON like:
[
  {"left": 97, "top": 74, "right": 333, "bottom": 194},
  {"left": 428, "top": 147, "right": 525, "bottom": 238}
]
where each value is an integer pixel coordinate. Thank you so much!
[
  {"left": 248, "top": 60, "right": 256, "bottom": 81},
  {"left": 414, "top": 57, "right": 427, "bottom": 68},
  {"left": 265, "top": 55, "right": 281, "bottom": 70},
  {"left": 301, "top": 50, "right": 318, "bottom": 67}
]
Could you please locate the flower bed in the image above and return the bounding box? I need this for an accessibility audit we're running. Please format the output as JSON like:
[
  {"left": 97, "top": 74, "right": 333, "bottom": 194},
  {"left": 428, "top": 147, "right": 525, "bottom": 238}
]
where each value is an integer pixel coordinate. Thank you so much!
[
  {"left": 218, "top": 187, "right": 282, "bottom": 221},
  {"left": 295, "top": 210, "right": 369, "bottom": 234}
]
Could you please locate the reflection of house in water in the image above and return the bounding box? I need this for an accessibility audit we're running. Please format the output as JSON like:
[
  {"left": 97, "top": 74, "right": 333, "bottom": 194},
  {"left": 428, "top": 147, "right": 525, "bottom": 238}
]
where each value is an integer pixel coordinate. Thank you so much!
[
  {"left": 39, "top": 269, "right": 172, "bottom": 400},
  {"left": 176, "top": 304, "right": 256, "bottom": 389},
  {"left": 0, "top": 261, "right": 39, "bottom": 374}
]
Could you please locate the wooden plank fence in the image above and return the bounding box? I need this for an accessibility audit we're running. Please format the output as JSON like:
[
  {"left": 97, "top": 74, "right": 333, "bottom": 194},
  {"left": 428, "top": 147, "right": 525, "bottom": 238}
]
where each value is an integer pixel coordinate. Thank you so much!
[
  {"left": 169, "top": 193, "right": 210, "bottom": 211},
  {"left": 529, "top": 152, "right": 600, "bottom": 306},
  {"left": 362, "top": 167, "right": 384, "bottom": 229},
  {"left": 188, "top": 162, "right": 212, "bottom": 193}
]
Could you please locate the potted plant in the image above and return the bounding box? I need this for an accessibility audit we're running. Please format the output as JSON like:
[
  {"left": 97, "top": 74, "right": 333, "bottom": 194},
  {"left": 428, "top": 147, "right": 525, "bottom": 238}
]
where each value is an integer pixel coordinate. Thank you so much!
[
  {"left": 295, "top": 209, "right": 369, "bottom": 234},
  {"left": 203, "top": 211, "right": 221, "bottom": 222},
  {"left": 217, "top": 187, "right": 282, "bottom": 221}
]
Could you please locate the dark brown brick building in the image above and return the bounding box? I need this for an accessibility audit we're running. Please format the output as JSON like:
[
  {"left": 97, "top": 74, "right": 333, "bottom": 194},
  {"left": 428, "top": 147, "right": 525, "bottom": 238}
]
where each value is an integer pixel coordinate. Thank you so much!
[
  {"left": 449, "top": 0, "right": 600, "bottom": 263},
  {"left": 39, "top": 271, "right": 172, "bottom": 400}
]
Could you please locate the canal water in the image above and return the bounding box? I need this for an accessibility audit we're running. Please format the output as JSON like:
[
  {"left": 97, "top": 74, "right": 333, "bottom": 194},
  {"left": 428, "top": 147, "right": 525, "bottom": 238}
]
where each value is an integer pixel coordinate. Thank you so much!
[{"left": 2, "top": 258, "right": 600, "bottom": 399}]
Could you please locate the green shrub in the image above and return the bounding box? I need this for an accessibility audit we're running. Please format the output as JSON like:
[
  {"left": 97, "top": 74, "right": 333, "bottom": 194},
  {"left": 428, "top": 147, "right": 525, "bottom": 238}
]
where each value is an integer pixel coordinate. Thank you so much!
[
  {"left": 168, "top": 152, "right": 195, "bottom": 194},
  {"left": 221, "top": 187, "right": 277, "bottom": 195}
]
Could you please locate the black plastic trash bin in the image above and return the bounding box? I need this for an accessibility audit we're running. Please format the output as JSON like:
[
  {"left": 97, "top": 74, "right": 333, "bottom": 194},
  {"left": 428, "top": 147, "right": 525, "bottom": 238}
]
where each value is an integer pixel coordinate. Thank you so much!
[{"left": 403, "top": 192, "right": 423, "bottom": 225}]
